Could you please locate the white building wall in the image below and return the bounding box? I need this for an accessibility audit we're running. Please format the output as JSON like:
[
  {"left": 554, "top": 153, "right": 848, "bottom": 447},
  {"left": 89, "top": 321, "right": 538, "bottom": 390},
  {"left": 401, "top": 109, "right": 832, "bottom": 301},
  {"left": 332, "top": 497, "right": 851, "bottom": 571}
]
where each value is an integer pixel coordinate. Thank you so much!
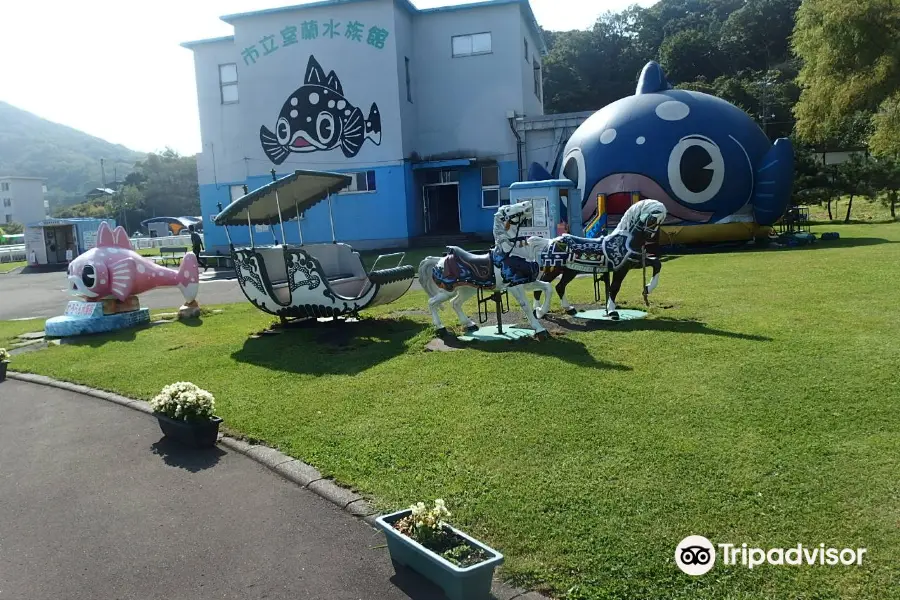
[
  {"left": 190, "top": 39, "right": 246, "bottom": 187},
  {"left": 1, "top": 177, "right": 46, "bottom": 226},
  {"left": 412, "top": 2, "right": 533, "bottom": 160}
]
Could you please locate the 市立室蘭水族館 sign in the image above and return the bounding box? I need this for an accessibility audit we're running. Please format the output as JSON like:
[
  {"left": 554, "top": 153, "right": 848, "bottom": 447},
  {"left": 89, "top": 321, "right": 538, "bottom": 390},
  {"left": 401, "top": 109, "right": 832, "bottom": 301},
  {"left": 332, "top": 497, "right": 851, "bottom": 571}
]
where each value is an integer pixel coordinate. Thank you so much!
[{"left": 241, "top": 19, "right": 390, "bottom": 67}]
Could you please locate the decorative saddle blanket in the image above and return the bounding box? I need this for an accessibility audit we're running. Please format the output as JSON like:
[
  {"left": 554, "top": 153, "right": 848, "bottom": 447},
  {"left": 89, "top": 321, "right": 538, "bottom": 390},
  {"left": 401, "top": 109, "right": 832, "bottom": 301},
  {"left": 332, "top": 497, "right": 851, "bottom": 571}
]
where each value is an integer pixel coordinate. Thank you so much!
[
  {"left": 540, "top": 233, "right": 633, "bottom": 273},
  {"left": 433, "top": 246, "right": 539, "bottom": 291}
]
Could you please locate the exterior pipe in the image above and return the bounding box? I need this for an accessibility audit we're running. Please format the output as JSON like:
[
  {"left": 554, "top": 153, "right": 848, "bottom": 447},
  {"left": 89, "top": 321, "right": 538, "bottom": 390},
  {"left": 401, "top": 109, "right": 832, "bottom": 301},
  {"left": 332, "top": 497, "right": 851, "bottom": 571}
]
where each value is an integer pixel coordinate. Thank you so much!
[
  {"left": 295, "top": 202, "right": 304, "bottom": 245},
  {"left": 508, "top": 115, "right": 524, "bottom": 181},
  {"left": 327, "top": 193, "right": 336, "bottom": 243}
]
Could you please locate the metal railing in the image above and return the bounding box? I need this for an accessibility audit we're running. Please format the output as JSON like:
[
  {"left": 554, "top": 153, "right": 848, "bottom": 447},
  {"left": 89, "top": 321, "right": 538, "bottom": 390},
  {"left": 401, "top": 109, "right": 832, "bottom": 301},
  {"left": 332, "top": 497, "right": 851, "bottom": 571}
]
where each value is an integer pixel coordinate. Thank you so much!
[
  {"left": 129, "top": 234, "right": 200, "bottom": 250},
  {"left": 0, "top": 245, "right": 26, "bottom": 263},
  {"left": 0, "top": 234, "right": 205, "bottom": 264}
]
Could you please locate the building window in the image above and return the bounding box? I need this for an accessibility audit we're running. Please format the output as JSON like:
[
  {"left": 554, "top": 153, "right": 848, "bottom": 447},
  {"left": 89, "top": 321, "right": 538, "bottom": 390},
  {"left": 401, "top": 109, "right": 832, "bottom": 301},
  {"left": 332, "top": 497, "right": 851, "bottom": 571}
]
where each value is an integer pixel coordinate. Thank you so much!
[
  {"left": 1, "top": 183, "right": 8, "bottom": 191},
  {"left": 481, "top": 165, "right": 505, "bottom": 208},
  {"left": 524, "top": 38, "right": 529, "bottom": 61},
  {"left": 405, "top": 57, "right": 412, "bottom": 103},
  {"left": 4, "top": 215, "right": 12, "bottom": 224},
  {"left": 533, "top": 58, "right": 542, "bottom": 100},
  {"left": 452, "top": 32, "right": 492, "bottom": 57},
  {"left": 219, "top": 63, "right": 239, "bottom": 104},
  {"left": 339, "top": 170, "right": 376, "bottom": 193},
  {"left": 2, "top": 198, "right": 10, "bottom": 207}
]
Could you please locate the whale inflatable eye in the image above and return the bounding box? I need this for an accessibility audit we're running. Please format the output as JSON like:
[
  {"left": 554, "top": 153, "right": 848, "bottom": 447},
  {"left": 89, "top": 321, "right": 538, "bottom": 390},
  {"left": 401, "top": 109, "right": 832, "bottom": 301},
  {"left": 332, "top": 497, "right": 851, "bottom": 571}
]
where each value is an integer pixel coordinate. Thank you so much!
[
  {"left": 82, "top": 264, "right": 96, "bottom": 289},
  {"left": 667, "top": 135, "right": 725, "bottom": 205},
  {"left": 316, "top": 112, "right": 336, "bottom": 145},
  {"left": 561, "top": 148, "right": 586, "bottom": 195},
  {"left": 276, "top": 117, "right": 291, "bottom": 145}
]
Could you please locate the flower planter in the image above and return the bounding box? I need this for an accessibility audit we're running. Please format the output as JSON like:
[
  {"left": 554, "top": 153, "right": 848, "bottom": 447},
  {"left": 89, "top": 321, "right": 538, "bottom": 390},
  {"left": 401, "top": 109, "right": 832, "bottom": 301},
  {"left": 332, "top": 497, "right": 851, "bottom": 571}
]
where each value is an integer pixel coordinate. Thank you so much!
[
  {"left": 154, "top": 412, "right": 222, "bottom": 448},
  {"left": 376, "top": 509, "right": 504, "bottom": 600},
  {"left": 0, "top": 360, "right": 8, "bottom": 382}
]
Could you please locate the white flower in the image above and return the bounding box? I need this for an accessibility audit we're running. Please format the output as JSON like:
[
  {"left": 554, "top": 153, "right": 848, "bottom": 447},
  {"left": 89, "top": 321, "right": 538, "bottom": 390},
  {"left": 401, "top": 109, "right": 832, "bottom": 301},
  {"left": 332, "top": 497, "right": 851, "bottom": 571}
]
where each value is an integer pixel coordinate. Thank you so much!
[{"left": 150, "top": 381, "right": 216, "bottom": 421}]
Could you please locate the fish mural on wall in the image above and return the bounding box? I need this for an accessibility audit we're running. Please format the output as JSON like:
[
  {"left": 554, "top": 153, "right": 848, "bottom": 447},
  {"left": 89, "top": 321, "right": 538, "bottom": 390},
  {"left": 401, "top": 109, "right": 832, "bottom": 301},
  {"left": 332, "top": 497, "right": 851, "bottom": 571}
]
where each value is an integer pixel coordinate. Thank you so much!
[{"left": 260, "top": 55, "right": 382, "bottom": 165}]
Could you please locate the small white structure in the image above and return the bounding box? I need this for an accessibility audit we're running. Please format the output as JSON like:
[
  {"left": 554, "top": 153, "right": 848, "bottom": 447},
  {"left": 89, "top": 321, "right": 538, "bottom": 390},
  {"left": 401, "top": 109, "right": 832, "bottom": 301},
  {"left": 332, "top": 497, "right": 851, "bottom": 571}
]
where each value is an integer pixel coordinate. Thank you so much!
[{"left": 24, "top": 218, "right": 115, "bottom": 266}]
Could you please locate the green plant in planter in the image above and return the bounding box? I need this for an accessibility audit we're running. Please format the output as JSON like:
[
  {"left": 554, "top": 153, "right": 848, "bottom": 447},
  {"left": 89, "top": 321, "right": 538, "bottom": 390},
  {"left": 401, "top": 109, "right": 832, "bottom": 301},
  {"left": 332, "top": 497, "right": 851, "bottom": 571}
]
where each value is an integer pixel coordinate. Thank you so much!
[
  {"left": 393, "top": 499, "right": 489, "bottom": 568},
  {"left": 149, "top": 382, "right": 222, "bottom": 448},
  {"left": 0, "top": 348, "right": 10, "bottom": 382},
  {"left": 150, "top": 381, "right": 216, "bottom": 421}
]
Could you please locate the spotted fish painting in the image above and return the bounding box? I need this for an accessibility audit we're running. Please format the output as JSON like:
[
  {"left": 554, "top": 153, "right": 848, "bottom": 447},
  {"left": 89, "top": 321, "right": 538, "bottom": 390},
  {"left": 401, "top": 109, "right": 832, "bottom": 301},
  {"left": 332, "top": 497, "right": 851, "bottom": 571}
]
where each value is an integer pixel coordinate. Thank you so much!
[{"left": 260, "top": 55, "right": 382, "bottom": 165}]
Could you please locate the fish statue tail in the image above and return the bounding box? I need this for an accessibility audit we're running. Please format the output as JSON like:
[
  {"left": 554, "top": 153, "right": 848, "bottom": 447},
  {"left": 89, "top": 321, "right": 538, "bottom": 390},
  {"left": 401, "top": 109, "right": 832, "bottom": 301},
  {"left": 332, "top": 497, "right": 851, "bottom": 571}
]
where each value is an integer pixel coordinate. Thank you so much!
[
  {"left": 751, "top": 137, "right": 794, "bottom": 226},
  {"left": 176, "top": 252, "right": 201, "bottom": 303}
]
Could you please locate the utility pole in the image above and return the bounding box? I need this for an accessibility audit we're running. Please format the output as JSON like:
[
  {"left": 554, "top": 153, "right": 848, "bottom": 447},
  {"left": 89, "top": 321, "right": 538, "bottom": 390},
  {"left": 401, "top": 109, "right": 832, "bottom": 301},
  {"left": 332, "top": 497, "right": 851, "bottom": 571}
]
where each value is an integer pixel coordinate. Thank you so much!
[{"left": 100, "top": 158, "right": 106, "bottom": 188}]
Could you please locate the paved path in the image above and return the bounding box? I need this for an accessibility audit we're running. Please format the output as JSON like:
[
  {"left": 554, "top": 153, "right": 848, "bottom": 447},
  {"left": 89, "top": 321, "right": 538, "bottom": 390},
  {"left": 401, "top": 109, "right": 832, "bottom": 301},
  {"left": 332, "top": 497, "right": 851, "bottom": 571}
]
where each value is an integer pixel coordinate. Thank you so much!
[{"left": 0, "top": 380, "right": 447, "bottom": 600}]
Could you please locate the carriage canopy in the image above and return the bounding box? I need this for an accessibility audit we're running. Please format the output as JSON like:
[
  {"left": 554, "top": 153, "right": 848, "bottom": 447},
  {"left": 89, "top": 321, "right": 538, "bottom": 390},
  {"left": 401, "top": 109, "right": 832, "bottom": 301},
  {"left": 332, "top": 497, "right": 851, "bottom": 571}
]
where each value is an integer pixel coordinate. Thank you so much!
[{"left": 213, "top": 170, "right": 352, "bottom": 226}]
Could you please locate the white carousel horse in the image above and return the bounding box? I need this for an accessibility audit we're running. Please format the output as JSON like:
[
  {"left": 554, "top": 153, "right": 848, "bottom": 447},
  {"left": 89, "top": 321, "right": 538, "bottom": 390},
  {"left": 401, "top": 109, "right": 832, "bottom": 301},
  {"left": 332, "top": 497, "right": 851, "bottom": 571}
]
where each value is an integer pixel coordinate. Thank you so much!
[
  {"left": 418, "top": 200, "right": 554, "bottom": 337},
  {"left": 533, "top": 199, "right": 668, "bottom": 319}
]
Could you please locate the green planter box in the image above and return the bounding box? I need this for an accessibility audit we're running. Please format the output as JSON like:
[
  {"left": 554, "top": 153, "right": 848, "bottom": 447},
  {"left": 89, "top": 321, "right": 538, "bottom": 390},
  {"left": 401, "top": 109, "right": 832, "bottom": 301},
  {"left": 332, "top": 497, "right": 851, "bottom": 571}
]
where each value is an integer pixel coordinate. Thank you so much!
[
  {"left": 0, "top": 361, "right": 8, "bottom": 382},
  {"left": 154, "top": 413, "right": 222, "bottom": 448},
  {"left": 376, "top": 509, "right": 503, "bottom": 600}
]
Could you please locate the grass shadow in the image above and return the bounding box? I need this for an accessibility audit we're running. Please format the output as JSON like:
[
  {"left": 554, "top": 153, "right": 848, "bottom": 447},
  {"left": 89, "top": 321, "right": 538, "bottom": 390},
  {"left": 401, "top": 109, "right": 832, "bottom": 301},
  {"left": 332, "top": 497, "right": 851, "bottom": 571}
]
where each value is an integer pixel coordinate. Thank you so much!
[
  {"left": 150, "top": 436, "right": 225, "bottom": 472},
  {"left": 231, "top": 317, "right": 429, "bottom": 376},
  {"left": 665, "top": 236, "right": 897, "bottom": 257},
  {"left": 439, "top": 331, "right": 632, "bottom": 371},
  {"left": 544, "top": 314, "right": 772, "bottom": 342},
  {"left": 54, "top": 327, "right": 143, "bottom": 347}
]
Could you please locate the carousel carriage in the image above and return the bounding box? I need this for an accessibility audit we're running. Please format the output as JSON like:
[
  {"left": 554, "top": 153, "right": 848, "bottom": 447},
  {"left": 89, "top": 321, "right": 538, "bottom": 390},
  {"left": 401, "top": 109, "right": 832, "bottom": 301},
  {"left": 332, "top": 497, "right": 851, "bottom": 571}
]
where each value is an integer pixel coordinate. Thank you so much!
[{"left": 213, "top": 169, "right": 416, "bottom": 322}]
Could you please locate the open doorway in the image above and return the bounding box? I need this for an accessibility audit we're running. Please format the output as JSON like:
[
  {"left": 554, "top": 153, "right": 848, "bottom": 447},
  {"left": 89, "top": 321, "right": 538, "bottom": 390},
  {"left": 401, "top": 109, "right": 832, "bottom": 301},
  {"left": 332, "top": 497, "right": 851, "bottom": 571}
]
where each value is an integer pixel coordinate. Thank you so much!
[
  {"left": 423, "top": 183, "right": 460, "bottom": 234},
  {"left": 44, "top": 225, "right": 75, "bottom": 264}
]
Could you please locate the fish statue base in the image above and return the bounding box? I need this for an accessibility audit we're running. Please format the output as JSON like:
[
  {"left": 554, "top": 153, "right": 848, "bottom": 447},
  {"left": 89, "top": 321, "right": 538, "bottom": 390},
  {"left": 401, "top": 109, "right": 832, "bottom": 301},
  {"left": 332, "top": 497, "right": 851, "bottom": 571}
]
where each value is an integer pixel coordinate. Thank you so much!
[
  {"left": 177, "top": 300, "right": 201, "bottom": 320},
  {"left": 45, "top": 300, "right": 150, "bottom": 339}
]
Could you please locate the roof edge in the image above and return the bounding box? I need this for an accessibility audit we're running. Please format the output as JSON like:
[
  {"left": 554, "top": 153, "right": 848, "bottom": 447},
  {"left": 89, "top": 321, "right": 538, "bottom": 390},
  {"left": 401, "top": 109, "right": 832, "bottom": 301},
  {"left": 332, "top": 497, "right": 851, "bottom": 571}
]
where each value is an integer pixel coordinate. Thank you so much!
[
  {"left": 214, "top": 0, "right": 545, "bottom": 53},
  {"left": 180, "top": 35, "right": 235, "bottom": 50},
  {"left": 221, "top": 0, "right": 416, "bottom": 24}
]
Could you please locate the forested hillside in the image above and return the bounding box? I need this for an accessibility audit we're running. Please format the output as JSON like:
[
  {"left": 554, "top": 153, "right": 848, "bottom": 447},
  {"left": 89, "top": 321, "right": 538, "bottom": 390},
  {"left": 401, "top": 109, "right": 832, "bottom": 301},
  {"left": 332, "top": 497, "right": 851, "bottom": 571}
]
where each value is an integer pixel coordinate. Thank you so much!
[{"left": 0, "top": 101, "right": 145, "bottom": 208}]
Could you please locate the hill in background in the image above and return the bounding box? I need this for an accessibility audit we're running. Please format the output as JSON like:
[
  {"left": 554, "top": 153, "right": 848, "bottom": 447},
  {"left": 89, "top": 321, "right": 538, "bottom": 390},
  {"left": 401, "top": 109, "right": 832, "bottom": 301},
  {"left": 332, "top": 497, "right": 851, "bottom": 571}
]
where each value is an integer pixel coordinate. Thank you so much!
[{"left": 0, "top": 101, "right": 146, "bottom": 209}]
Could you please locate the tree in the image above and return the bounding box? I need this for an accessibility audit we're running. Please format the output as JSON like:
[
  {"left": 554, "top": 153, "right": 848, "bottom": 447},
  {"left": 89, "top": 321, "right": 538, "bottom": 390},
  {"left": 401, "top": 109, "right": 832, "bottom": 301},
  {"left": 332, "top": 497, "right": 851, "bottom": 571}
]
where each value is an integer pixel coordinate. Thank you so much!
[
  {"left": 834, "top": 154, "right": 877, "bottom": 222},
  {"left": 2, "top": 221, "right": 23, "bottom": 234},
  {"left": 792, "top": 0, "right": 900, "bottom": 156},
  {"left": 791, "top": 145, "right": 835, "bottom": 216},
  {"left": 659, "top": 29, "right": 723, "bottom": 83},
  {"left": 867, "top": 156, "right": 900, "bottom": 218},
  {"left": 718, "top": 0, "right": 801, "bottom": 72}
]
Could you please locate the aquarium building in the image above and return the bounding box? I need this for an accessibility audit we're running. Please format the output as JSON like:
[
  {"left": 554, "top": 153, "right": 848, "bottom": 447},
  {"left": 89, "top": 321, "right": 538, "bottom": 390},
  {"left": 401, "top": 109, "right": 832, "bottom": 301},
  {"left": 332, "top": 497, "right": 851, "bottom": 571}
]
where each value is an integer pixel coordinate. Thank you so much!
[{"left": 182, "top": 0, "right": 587, "bottom": 252}]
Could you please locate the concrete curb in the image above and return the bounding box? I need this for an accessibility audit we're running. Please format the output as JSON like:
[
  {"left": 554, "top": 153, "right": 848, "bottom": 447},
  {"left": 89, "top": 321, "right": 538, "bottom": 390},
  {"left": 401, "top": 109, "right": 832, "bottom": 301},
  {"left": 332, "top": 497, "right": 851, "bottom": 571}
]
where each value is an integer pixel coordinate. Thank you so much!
[{"left": 5, "top": 371, "right": 548, "bottom": 600}]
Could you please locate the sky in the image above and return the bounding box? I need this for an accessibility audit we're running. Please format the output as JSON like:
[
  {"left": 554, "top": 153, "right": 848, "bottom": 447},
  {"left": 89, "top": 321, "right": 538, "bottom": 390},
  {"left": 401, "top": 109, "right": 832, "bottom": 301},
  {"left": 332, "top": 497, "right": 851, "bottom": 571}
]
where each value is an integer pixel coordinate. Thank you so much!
[{"left": 0, "top": 0, "right": 654, "bottom": 156}]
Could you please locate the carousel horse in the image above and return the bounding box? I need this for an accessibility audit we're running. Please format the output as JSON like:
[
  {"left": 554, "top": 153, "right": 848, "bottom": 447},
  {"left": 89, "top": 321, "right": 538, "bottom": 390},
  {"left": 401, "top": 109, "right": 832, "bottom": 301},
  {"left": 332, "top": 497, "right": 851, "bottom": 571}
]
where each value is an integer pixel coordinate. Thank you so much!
[
  {"left": 533, "top": 199, "right": 667, "bottom": 319},
  {"left": 418, "top": 200, "right": 554, "bottom": 337}
]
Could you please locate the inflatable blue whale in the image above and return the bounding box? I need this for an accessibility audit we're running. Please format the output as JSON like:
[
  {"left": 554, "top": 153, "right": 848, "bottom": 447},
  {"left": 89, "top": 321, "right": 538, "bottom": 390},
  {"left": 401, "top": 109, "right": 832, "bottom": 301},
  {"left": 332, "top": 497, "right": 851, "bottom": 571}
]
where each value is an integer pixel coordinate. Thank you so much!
[{"left": 540, "top": 61, "right": 794, "bottom": 245}]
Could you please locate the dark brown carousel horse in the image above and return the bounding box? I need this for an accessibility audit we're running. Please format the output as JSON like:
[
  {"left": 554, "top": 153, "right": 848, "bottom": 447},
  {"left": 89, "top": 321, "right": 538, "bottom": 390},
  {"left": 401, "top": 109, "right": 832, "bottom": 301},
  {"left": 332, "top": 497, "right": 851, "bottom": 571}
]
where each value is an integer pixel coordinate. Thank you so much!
[{"left": 533, "top": 199, "right": 667, "bottom": 320}]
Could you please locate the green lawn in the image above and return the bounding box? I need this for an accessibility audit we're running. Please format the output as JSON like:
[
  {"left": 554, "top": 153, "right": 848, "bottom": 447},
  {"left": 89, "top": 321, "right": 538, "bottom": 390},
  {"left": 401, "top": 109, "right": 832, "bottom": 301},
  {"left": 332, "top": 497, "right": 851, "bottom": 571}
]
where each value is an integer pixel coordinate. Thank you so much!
[
  {"left": 5, "top": 224, "right": 899, "bottom": 599},
  {"left": 0, "top": 260, "right": 26, "bottom": 273},
  {"left": 806, "top": 195, "right": 897, "bottom": 224}
]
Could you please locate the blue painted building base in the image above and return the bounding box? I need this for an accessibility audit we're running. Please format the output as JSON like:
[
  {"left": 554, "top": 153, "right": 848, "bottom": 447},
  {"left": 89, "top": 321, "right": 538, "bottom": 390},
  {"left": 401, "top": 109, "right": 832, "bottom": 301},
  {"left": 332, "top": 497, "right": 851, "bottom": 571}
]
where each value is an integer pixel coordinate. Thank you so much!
[{"left": 45, "top": 301, "right": 151, "bottom": 338}]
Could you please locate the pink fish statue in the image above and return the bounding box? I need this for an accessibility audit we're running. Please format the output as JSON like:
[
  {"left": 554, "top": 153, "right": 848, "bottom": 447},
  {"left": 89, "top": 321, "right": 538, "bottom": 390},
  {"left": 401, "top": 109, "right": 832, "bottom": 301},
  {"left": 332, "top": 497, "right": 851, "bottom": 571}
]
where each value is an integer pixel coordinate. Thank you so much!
[{"left": 67, "top": 222, "right": 200, "bottom": 304}]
